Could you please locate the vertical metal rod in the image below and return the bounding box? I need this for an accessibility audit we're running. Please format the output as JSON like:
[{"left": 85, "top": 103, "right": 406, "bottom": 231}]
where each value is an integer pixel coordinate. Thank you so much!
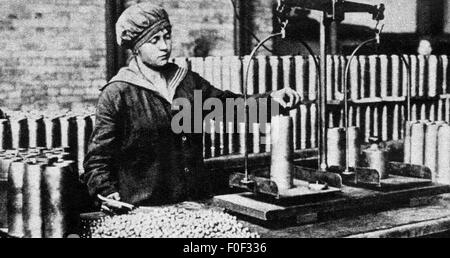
[{"left": 319, "top": 12, "right": 328, "bottom": 171}]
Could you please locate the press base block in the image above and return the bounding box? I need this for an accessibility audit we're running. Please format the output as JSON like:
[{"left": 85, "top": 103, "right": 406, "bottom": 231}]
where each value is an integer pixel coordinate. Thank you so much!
[
  {"left": 229, "top": 166, "right": 342, "bottom": 200},
  {"left": 327, "top": 162, "right": 434, "bottom": 191}
]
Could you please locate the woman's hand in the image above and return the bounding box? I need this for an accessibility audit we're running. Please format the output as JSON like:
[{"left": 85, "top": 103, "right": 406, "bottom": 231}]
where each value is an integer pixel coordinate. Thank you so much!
[
  {"left": 98, "top": 193, "right": 131, "bottom": 214},
  {"left": 270, "top": 88, "right": 302, "bottom": 110}
]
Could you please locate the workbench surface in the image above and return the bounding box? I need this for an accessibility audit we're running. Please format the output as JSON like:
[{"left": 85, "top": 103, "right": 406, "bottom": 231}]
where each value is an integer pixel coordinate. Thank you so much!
[
  {"left": 242, "top": 193, "right": 450, "bottom": 238},
  {"left": 3, "top": 194, "right": 450, "bottom": 238}
]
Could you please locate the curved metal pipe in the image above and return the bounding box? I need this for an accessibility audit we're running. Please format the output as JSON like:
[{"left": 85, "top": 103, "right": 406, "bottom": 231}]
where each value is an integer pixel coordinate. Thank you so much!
[
  {"left": 241, "top": 34, "right": 320, "bottom": 182},
  {"left": 342, "top": 41, "right": 413, "bottom": 173},
  {"left": 242, "top": 32, "right": 283, "bottom": 183},
  {"left": 343, "top": 37, "right": 377, "bottom": 173},
  {"left": 298, "top": 39, "right": 321, "bottom": 169}
]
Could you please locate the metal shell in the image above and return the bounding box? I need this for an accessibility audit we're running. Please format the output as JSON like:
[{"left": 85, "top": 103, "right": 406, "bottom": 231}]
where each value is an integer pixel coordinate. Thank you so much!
[
  {"left": 327, "top": 127, "right": 346, "bottom": 168},
  {"left": 362, "top": 144, "right": 389, "bottom": 179},
  {"left": 437, "top": 125, "right": 450, "bottom": 185},
  {"left": 410, "top": 121, "right": 426, "bottom": 165},
  {"left": 424, "top": 121, "right": 446, "bottom": 181},
  {"left": 270, "top": 116, "right": 294, "bottom": 191},
  {"left": 42, "top": 161, "right": 77, "bottom": 238},
  {"left": 7, "top": 159, "right": 25, "bottom": 238},
  {"left": 23, "top": 161, "right": 45, "bottom": 238},
  {"left": 347, "top": 127, "right": 362, "bottom": 168}
]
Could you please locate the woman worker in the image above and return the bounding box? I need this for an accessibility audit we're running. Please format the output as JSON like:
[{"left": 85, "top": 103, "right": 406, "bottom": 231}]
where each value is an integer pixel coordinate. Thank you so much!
[{"left": 82, "top": 2, "right": 301, "bottom": 210}]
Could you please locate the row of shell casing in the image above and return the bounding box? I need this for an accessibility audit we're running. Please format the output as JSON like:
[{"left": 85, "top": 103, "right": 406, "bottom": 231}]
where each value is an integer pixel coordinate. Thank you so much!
[
  {"left": 327, "top": 127, "right": 390, "bottom": 179},
  {"left": 1, "top": 147, "right": 79, "bottom": 238},
  {"left": 0, "top": 109, "right": 95, "bottom": 175},
  {"left": 404, "top": 120, "right": 450, "bottom": 184}
]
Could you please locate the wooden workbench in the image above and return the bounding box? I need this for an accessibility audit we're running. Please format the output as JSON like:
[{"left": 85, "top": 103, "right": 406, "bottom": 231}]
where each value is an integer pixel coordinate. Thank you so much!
[
  {"left": 2, "top": 194, "right": 450, "bottom": 238},
  {"left": 240, "top": 193, "right": 450, "bottom": 238}
]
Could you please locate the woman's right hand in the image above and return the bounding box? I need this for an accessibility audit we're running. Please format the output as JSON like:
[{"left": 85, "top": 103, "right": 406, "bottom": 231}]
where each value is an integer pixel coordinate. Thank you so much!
[{"left": 99, "top": 192, "right": 124, "bottom": 213}]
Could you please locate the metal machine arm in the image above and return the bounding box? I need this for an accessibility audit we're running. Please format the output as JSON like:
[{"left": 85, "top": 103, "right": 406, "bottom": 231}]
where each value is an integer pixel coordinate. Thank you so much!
[{"left": 278, "top": 0, "right": 385, "bottom": 22}]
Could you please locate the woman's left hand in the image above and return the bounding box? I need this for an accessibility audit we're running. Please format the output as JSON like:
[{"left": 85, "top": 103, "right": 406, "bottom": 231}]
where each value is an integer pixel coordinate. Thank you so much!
[{"left": 270, "top": 87, "right": 302, "bottom": 109}]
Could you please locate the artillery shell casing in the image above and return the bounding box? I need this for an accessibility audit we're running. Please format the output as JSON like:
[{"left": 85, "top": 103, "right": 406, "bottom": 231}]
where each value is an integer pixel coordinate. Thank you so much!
[
  {"left": 424, "top": 121, "right": 446, "bottom": 181},
  {"left": 23, "top": 161, "right": 45, "bottom": 238},
  {"left": 43, "top": 118, "right": 54, "bottom": 149},
  {"left": 437, "top": 125, "right": 450, "bottom": 184},
  {"left": 393, "top": 105, "right": 400, "bottom": 141},
  {"left": 380, "top": 55, "right": 388, "bottom": 98},
  {"left": 327, "top": 127, "right": 345, "bottom": 168},
  {"left": 418, "top": 55, "right": 426, "bottom": 97},
  {"left": 27, "top": 117, "right": 40, "bottom": 148},
  {"left": 391, "top": 55, "right": 400, "bottom": 97},
  {"left": 363, "top": 146, "right": 389, "bottom": 179},
  {"left": 369, "top": 56, "right": 377, "bottom": 98},
  {"left": 347, "top": 127, "right": 362, "bottom": 168},
  {"left": 209, "top": 120, "right": 216, "bottom": 158},
  {"left": 0, "top": 119, "right": 7, "bottom": 150},
  {"left": 290, "top": 109, "right": 298, "bottom": 149},
  {"left": 76, "top": 116, "right": 87, "bottom": 174},
  {"left": 357, "top": 56, "right": 365, "bottom": 99},
  {"left": 257, "top": 56, "right": 268, "bottom": 94},
  {"left": 42, "top": 162, "right": 76, "bottom": 238},
  {"left": 226, "top": 122, "right": 234, "bottom": 154},
  {"left": 373, "top": 106, "right": 380, "bottom": 139},
  {"left": 270, "top": 56, "right": 281, "bottom": 90},
  {"left": 310, "top": 104, "right": 317, "bottom": 148},
  {"left": 410, "top": 121, "right": 426, "bottom": 165},
  {"left": 245, "top": 56, "right": 255, "bottom": 95},
  {"left": 218, "top": 121, "right": 225, "bottom": 156},
  {"left": 270, "top": 116, "right": 294, "bottom": 191},
  {"left": 265, "top": 123, "right": 271, "bottom": 153},
  {"left": 349, "top": 106, "right": 355, "bottom": 127},
  {"left": 420, "top": 104, "right": 426, "bottom": 121},
  {"left": 7, "top": 160, "right": 25, "bottom": 238},
  {"left": 59, "top": 116, "right": 70, "bottom": 148},
  {"left": 10, "top": 119, "right": 23, "bottom": 149},
  {"left": 438, "top": 100, "right": 444, "bottom": 122},
  {"left": 446, "top": 99, "right": 450, "bottom": 123},
  {"left": 238, "top": 122, "right": 246, "bottom": 155},
  {"left": 428, "top": 55, "right": 438, "bottom": 97},
  {"left": 381, "top": 106, "right": 388, "bottom": 141},
  {"left": 0, "top": 152, "right": 8, "bottom": 181},
  {"left": 294, "top": 56, "right": 305, "bottom": 102},
  {"left": 364, "top": 106, "right": 371, "bottom": 143},
  {"left": 252, "top": 123, "right": 260, "bottom": 154},
  {"left": 442, "top": 56, "right": 448, "bottom": 95},
  {"left": 300, "top": 105, "right": 307, "bottom": 149}
]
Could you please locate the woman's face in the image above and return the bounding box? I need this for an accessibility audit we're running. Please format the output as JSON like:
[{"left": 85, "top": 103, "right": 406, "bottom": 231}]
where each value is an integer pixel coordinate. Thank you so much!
[{"left": 138, "top": 29, "right": 172, "bottom": 68}]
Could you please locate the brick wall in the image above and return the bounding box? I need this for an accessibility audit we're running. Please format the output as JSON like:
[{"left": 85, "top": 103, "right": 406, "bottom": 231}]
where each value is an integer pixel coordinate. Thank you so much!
[
  {"left": 0, "top": 0, "right": 106, "bottom": 110},
  {"left": 1, "top": 0, "right": 442, "bottom": 110},
  {"left": 125, "top": 0, "right": 235, "bottom": 57}
]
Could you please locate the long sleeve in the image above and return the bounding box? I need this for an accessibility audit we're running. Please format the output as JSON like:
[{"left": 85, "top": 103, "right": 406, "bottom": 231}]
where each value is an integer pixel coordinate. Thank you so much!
[
  {"left": 194, "top": 73, "right": 277, "bottom": 124},
  {"left": 81, "top": 85, "right": 122, "bottom": 198},
  {"left": 196, "top": 73, "right": 272, "bottom": 101}
]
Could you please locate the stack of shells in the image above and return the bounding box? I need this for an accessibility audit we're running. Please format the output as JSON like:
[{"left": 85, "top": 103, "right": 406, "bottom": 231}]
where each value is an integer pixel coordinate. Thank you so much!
[
  {"left": 1, "top": 147, "right": 79, "bottom": 238},
  {"left": 404, "top": 120, "right": 450, "bottom": 184},
  {"left": 0, "top": 106, "right": 96, "bottom": 178}
]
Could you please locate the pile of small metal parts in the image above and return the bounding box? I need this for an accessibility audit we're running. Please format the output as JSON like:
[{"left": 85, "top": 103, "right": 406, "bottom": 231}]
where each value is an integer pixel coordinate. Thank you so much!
[
  {"left": 1, "top": 147, "right": 78, "bottom": 238},
  {"left": 85, "top": 206, "right": 260, "bottom": 238}
]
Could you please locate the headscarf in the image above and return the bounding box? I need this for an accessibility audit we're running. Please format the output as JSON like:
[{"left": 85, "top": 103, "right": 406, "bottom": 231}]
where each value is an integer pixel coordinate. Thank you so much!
[{"left": 116, "top": 2, "right": 172, "bottom": 53}]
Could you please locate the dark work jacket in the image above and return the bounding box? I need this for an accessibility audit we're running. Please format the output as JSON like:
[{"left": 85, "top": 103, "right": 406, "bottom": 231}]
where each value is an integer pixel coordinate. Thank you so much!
[{"left": 82, "top": 61, "right": 272, "bottom": 206}]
